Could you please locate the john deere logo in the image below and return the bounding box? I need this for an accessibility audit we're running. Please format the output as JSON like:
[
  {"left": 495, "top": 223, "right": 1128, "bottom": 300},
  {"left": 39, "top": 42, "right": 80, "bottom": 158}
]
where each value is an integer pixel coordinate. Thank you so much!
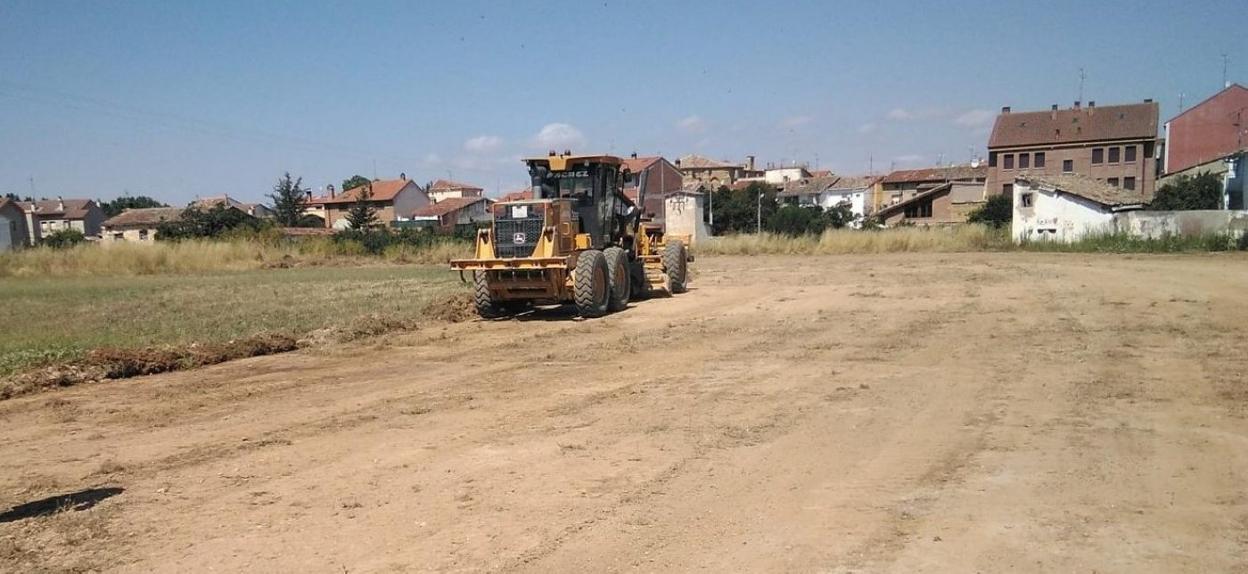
[{"left": 513, "top": 232, "right": 527, "bottom": 244}]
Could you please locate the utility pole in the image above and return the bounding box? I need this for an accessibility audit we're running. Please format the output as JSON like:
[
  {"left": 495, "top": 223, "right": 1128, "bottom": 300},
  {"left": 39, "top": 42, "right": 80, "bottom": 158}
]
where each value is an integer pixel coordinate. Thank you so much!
[{"left": 756, "top": 188, "right": 762, "bottom": 234}]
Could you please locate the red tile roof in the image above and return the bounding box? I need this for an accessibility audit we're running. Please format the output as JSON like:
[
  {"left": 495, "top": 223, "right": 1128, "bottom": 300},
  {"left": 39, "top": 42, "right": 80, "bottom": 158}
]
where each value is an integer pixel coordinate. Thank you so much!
[
  {"left": 989, "top": 101, "right": 1159, "bottom": 148},
  {"left": 677, "top": 154, "right": 741, "bottom": 169},
  {"left": 1016, "top": 173, "right": 1146, "bottom": 208},
  {"left": 18, "top": 199, "right": 97, "bottom": 219},
  {"left": 322, "top": 179, "right": 417, "bottom": 204},
  {"left": 622, "top": 156, "right": 662, "bottom": 173},
  {"left": 412, "top": 196, "right": 488, "bottom": 218},
  {"left": 429, "top": 179, "right": 483, "bottom": 192},
  {"left": 498, "top": 190, "right": 534, "bottom": 202},
  {"left": 881, "top": 165, "right": 986, "bottom": 184}
]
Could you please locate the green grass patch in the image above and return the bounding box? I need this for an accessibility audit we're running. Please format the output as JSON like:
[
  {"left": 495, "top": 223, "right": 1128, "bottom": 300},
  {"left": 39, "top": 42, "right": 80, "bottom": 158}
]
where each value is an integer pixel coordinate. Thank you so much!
[{"left": 0, "top": 265, "right": 466, "bottom": 377}]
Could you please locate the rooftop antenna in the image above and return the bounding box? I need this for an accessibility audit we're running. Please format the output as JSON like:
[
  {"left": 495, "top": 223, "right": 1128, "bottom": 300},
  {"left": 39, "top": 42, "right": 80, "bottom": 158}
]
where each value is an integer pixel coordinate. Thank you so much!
[
  {"left": 869, "top": 154, "right": 874, "bottom": 176},
  {"left": 28, "top": 176, "right": 35, "bottom": 196},
  {"left": 1078, "top": 68, "right": 1086, "bottom": 103},
  {"left": 1223, "top": 53, "right": 1231, "bottom": 89},
  {"left": 372, "top": 159, "right": 378, "bottom": 180},
  {"left": 1179, "top": 92, "right": 1186, "bottom": 113}
]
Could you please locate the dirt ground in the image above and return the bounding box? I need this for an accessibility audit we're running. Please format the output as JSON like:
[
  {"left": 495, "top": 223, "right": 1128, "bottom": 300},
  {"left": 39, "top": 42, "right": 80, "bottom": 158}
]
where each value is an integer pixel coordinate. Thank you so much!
[{"left": 2, "top": 253, "right": 1246, "bottom": 573}]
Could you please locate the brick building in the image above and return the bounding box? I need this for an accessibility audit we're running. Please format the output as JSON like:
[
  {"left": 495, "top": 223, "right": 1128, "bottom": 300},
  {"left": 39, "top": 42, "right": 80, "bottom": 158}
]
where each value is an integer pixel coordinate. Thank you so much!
[
  {"left": 622, "top": 155, "right": 683, "bottom": 222},
  {"left": 1163, "top": 83, "right": 1248, "bottom": 175},
  {"left": 987, "top": 100, "right": 1159, "bottom": 200}
]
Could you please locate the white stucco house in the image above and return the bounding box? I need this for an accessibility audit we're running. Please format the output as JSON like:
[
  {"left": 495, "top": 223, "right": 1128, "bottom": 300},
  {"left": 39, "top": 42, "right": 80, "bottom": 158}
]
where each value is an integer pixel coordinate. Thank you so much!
[
  {"left": 1012, "top": 174, "right": 1146, "bottom": 243},
  {"left": 663, "top": 190, "right": 710, "bottom": 245},
  {"left": 778, "top": 175, "right": 876, "bottom": 225}
]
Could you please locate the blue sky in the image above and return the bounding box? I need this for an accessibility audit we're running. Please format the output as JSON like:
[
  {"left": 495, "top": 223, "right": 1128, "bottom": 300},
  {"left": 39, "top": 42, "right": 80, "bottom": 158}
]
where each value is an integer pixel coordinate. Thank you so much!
[{"left": 0, "top": 0, "right": 1243, "bottom": 205}]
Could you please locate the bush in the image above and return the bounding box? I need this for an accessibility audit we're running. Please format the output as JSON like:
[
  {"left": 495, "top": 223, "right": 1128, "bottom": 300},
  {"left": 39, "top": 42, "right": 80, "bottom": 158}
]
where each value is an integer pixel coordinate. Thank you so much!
[
  {"left": 156, "top": 206, "right": 266, "bottom": 240},
  {"left": 42, "top": 229, "right": 86, "bottom": 249},
  {"left": 1150, "top": 172, "right": 1222, "bottom": 210},
  {"left": 966, "top": 194, "right": 1013, "bottom": 228}
]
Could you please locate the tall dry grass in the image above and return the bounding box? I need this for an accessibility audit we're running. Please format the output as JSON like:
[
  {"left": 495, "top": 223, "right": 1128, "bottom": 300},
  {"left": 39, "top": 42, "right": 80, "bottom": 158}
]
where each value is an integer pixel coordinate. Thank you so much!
[
  {"left": 0, "top": 238, "right": 472, "bottom": 278},
  {"left": 699, "top": 225, "right": 1011, "bottom": 256}
]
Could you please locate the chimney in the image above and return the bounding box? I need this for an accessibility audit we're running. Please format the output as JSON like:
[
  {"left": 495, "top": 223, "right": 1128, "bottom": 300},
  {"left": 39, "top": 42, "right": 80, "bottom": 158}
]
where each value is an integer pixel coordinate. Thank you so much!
[
  {"left": 1074, "top": 100, "right": 1081, "bottom": 109},
  {"left": 57, "top": 196, "right": 64, "bottom": 212},
  {"left": 746, "top": 155, "right": 756, "bottom": 171},
  {"left": 400, "top": 172, "right": 406, "bottom": 181},
  {"left": 1051, "top": 104, "right": 1058, "bottom": 119},
  {"left": 1088, "top": 101, "right": 1095, "bottom": 108},
  {"left": 1001, "top": 106, "right": 1011, "bottom": 114},
  {"left": 1144, "top": 98, "right": 1154, "bottom": 103},
  {"left": 674, "top": 159, "right": 681, "bottom": 168},
  {"left": 630, "top": 152, "right": 637, "bottom": 159},
  {"left": 306, "top": 189, "right": 312, "bottom": 200},
  {"left": 328, "top": 184, "right": 336, "bottom": 198}
]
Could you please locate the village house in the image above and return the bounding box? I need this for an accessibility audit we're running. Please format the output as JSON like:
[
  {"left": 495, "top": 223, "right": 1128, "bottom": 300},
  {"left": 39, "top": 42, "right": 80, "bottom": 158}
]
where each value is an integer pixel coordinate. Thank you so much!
[
  {"left": 0, "top": 199, "right": 30, "bottom": 252},
  {"left": 987, "top": 100, "right": 1160, "bottom": 201},
  {"left": 18, "top": 198, "right": 106, "bottom": 243},
  {"left": 676, "top": 155, "right": 761, "bottom": 189},
  {"left": 663, "top": 190, "right": 710, "bottom": 245},
  {"left": 100, "top": 207, "right": 185, "bottom": 243},
  {"left": 192, "top": 195, "right": 274, "bottom": 219},
  {"left": 317, "top": 175, "right": 430, "bottom": 229},
  {"left": 623, "top": 155, "right": 684, "bottom": 222},
  {"left": 411, "top": 196, "right": 492, "bottom": 230},
  {"left": 1011, "top": 173, "right": 1145, "bottom": 243},
  {"left": 1163, "top": 83, "right": 1248, "bottom": 175},
  {"left": 874, "top": 181, "right": 987, "bottom": 227},
  {"left": 778, "top": 175, "right": 878, "bottom": 222},
  {"left": 873, "top": 165, "right": 987, "bottom": 213},
  {"left": 427, "top": 179, "right": 484, "bottom": 203},
  {"left": 764, "top": 164, "right": 812, "bottom": 185}
]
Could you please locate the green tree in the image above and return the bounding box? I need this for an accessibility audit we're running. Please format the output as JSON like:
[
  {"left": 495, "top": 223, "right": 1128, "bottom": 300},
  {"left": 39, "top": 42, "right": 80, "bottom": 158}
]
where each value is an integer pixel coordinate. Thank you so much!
[
  {"left": 711, "top": 182, "right": 778, "bottom": 234},
  {"left": 156, "top": 205, "right": 262, "bottom": 240},
  {"left": 966, "top": 194, "right": 1013, "bottom": 228},
  {"left": 42, "top": 229, "right": 86, "bottom": 249},
  {"left": 345, "top": 184, "right": 379, "bottom": 229},
  {"left": 268, "top": 172, "right": 310, "bottom": 227},
  {"left": 342, "top": 175, "right": 371, "bottom": 193},
  {"left": 100, "top": 195, "right": 168, "bottom": 217},
  {"left": 1149, "top": 172, "right": 1223, "bottom": 210}
]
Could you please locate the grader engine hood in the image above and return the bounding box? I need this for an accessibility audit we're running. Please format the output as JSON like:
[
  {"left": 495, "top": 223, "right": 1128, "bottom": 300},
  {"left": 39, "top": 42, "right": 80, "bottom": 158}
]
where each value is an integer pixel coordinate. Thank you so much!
[{"left": 492, "top": 201, "right": 549, "bottom": 259}]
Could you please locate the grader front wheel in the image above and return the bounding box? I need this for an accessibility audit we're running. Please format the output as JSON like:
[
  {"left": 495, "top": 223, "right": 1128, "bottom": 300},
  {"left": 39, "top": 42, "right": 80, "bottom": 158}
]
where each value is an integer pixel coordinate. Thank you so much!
[
  {"left": 662, "top": 240, "right": 688, "bottom": 294},
  {"left": 473, "top": 271, "right": 507, "bottom": 319}
]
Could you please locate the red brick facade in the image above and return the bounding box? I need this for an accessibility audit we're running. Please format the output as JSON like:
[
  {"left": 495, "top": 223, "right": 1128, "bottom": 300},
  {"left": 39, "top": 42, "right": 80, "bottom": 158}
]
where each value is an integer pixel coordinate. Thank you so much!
[{"left": 1164, "top": 84, "right": 1248, "bottom": 174}]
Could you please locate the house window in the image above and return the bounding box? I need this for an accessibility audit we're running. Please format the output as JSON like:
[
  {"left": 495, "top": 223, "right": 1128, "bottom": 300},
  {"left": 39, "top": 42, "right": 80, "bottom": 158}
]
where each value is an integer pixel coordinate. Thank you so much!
[
  {"left": 1003, "top": 183, "right": 1014, "bottom": 196},
  {"left": 1034, "top": 152, "right": 1046, "bottom": 168},
  {"left": 988, "top": 152, "right": 997, "bottom": 167},
  {"left": 1003, "top": 154, "right": 1014, "bottom": 169},
  {"left": 1108, "top": 177, "right": 1120, "bottom": 187},
  {"left": 1092, "top": 148, "right": 1104, "bottom": 164},
  {"left": 1144, "top": 141, "right": 1155, "bottom": 158},
  {"left": 1124, "top": 146, "right": 1136, "bottom": 162},
  {"left": 1123, "top": 177, "right": 1136, "bottom": 191},
  {"left": 1108, "top": 147, "right": 1120, "bottom": 163},
  {"left": 1021, "top": 193, "right": 1034, "bottom": 208},
  {"left": 139, "top": 229, "right": 149, "bottom": 240},
  {"left": 1062, "top": 159, "right": 1074, "bottom": 172},
  {"left": 113, "top": 232, "right": 123, "bottom": 240},
  {"left": 903, "top": 200, "right": 933, "bottom": 219},
  {"left": 1019, "top": 153, "right": 1030, "bottom": 169}
]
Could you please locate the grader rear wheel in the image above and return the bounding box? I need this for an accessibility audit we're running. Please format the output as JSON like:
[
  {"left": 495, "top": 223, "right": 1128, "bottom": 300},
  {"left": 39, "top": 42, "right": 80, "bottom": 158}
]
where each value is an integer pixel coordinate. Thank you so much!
[
  {"left": 574, "top": 250, "right": 610, "bottom": 318},
  {"left": 604, "top": 247, "right": 631, "bottom": 312}
]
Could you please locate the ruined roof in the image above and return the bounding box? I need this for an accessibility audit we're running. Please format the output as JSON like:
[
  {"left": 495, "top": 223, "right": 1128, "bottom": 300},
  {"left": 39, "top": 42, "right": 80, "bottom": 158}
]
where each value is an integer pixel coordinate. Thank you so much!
[
  {"left": 429, "top": 179, "right": 483, "bottom": 192},
  {"left": 191, "top": 195, "right": 246, "bottom": 210},
  {"left": 873, "top": 183, "right": 954, "bottom": 219},
  {"left": 412, "top": 196, "right": 488, "bottom": 218},
  {"left": 829, "top": 175, "right": 878, "bottom": 190},
  {"left": 17, "top": 199, "right": 97, "bottom": 219},
  {"left": 989, "top": 101, "right": 1159, "bottom": 148},
  {"left": 777, "top": 175, "right": 840, "bottom": 197},
  {"left": 882, "top": 165, "right": 987, "bottom": 184},
  {"left": 323, "top": 179, "right": 419, "bottom": 205},
  {"left": 102, "top": 207, "right": 185, "bottom": 228},
  {"left": 1016, "top": 173, "right": 1146, "bottom": 208},
  {"left": 677, "top": 154, "right": 741, "bottom": 170},
  {"left": 497, "top": 190, "right": 534, "bottom": 202}
]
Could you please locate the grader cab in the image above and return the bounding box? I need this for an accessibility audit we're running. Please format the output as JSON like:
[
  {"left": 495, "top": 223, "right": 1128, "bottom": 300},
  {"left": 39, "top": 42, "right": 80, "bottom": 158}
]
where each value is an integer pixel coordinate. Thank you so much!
[{"left": 450, "top": 152, "right": 689, "bottom": 318}]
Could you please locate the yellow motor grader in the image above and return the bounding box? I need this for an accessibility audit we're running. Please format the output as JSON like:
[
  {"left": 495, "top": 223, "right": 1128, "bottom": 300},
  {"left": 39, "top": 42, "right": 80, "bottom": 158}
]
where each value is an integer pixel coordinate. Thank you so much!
[{"left": 450, "top": 152, "right": 690, "bottom": 318}]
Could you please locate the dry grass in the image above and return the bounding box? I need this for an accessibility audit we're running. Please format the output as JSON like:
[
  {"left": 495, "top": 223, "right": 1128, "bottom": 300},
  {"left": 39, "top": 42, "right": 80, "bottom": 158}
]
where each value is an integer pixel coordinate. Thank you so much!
[
  {"left": 0, "top": 238, "right": 473, "bottom": 278},
  {"left": 699, "top": 226, "right": 1010, "bottom": 256}
]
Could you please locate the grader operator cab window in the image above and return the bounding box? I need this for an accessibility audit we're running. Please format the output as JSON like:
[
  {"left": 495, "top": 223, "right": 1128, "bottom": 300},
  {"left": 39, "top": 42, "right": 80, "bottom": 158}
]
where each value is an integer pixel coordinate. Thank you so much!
[{"left": 532, "top": 165, "right": 594, "bottom": 203}]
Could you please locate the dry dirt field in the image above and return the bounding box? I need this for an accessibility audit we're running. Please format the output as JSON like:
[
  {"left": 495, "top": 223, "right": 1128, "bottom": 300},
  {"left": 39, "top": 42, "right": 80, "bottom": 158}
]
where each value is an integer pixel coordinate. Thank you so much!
[{"left": 2, "top": 253, "right": 1247, "bottom": 573}]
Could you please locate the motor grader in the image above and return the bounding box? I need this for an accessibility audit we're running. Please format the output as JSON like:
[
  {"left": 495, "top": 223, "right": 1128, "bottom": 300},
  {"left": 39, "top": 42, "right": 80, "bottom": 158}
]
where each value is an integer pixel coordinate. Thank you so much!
[{"left": 450, "top": 152, "right": 690, "bottom": 318}]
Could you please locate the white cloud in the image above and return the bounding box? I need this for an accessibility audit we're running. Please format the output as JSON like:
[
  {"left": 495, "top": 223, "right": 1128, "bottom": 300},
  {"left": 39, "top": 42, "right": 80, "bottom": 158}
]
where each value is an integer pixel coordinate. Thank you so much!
[
  {"left": 886, "top": 108, "right": 915, "bottom": 121},
  {"left": 464, "top": 135, "right": 504, "bottom": 153},
  {"left": 676, "top": 115, "right": 707, "bottom": 134},
  {"left": 779, "top": 115, "right": 814, "bottom": 128},
  {"left": 421, "top": 153, "right": 443, "bottom": 166},
  {"left": 953, "top": 109, "right": 996, "bottom": 128},
  {"left": 857, "top": 122, "right": 878, "bottom": 135},
  {"left": 532, "top": 123, "right": 586, "bottom": 151}
]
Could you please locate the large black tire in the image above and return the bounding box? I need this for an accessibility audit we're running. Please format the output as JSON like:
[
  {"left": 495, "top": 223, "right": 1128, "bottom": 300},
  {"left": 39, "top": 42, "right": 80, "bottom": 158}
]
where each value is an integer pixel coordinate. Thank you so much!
[
  {"left": 473, "top": 271, "right": 507, "bottom": 319},
  {"left": 573, "top": 250, "right": 609, "bottom": 318},
  {"left": 604, "top": 247, "right": 631, "bottom": 311},
  {"left": 662, "top": 240, "right": 688, "bottom": 294}
]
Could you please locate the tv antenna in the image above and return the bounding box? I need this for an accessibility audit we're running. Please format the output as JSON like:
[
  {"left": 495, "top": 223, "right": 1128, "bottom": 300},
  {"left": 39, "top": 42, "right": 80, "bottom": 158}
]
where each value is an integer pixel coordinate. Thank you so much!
[
  {"left": 1223, "top": 53, "right": 1231, "bottom": 88},
  {"left": 1078, "top": 68, "right": 1086, "bottom": 103}
]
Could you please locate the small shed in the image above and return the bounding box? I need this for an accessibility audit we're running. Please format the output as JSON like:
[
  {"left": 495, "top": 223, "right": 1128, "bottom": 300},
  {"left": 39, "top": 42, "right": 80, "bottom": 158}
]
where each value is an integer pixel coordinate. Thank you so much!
[{"left": 1012, "top": 174, "right": 1145, "bottom": 243}]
